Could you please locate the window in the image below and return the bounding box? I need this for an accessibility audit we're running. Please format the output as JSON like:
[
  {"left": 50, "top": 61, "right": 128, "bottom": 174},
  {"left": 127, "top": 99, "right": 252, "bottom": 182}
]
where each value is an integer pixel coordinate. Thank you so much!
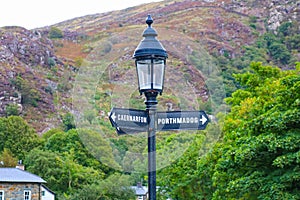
[
  {"left": 24, "top": 190, "right": 31, "bottom": 200},
  {"left": 42, "top": 191, "right": 45, "bottom": 196},
  {"left": 0, "top": 191, "right": 4, "bottom": 200}
]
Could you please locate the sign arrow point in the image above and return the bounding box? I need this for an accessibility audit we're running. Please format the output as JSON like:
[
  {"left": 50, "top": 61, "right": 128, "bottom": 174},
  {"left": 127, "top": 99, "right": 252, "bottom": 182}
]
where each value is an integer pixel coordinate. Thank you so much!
[
  {"left": 111, "top": 112, "right": 116, "bottom": 123},
  {"left": 200, "top": 115, "right": 208, "bottom": 125}
]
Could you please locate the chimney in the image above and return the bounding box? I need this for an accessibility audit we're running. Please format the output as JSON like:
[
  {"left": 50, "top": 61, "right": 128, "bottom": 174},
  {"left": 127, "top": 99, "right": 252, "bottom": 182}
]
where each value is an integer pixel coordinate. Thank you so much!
[
  {"left": 16, "top": 160, "right": 25, "bottom": 170},
  {"left": 137, "top": 182, "right": 142, "bottom": 188}
]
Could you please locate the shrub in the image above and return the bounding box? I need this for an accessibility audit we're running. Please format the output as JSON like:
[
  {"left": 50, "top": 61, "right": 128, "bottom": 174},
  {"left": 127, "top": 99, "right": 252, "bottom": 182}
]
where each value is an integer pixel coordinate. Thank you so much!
[
  {"left": 48, "top": 27, "right": 63, "bottom": 39},
  {"left": 48, "top": 57, "right": 56, "bottom": 67},
  {"left": 5, "top": 104, "right": 19, "bottom": 116}
]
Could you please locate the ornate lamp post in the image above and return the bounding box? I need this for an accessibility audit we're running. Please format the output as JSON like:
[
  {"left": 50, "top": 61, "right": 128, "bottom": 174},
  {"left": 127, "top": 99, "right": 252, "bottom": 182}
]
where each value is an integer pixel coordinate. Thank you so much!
[{"left": 133, "top": 14, "right": 168, "bottom": 200}]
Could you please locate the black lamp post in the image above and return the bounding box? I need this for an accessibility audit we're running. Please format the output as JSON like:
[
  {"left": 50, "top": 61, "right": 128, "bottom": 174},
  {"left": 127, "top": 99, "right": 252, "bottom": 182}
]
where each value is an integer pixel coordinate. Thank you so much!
[{"left": 133, "top": 15, "right": 168, "bottom": 200}]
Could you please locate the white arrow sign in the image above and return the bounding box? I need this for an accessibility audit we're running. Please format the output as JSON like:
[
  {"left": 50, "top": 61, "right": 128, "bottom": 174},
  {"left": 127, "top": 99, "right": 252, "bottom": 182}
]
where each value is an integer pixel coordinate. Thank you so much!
[
  {"left": 157, "top": 110, "right": 209, "bottom": 131},
  {"left": 199, "top": 114, "right": 208, "bottom": 125},
  {"left": 110, "top": 112, "right": 116, "bottom": 123},
  {"left": 109, "top": 108, "right": 148, "bottom": 134}
]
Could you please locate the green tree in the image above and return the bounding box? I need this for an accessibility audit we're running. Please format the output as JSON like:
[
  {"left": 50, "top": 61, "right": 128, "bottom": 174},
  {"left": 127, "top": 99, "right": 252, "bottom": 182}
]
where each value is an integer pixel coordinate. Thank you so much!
[
  {"left": 62, "top": 112, "right": 76, "bottom": 131},
  {"left": 45, "top": 129, "right": 99, "bottom": 168},
  {"left": 157, "top": 124, "right": 222, "bottom": 199},
  {"left": 0, "top": 116, "right": 41, "bottom": 159},
  {"left": 25, "top": 148, "right": 104, "bottom": 196},
  {"left": 10, "top": 75, "right": 40, "bottom": 107},
  {"left": 212, "top": 62, "right": 300, "bottom": 199},
  {"left": 157, "top": 135, "right": 205, "bottom": 199},
  {"left": 0, "top": 148, "right": 18, "bottom": 167},
  {"left": 5, "top": 103, "right": 19, "bottom": 116},
  {"left": 70, "top": 173, "right": 135, "bottom": 200},
  {"left": 269, "top": 42, "right": 291, "bottom": 64},
  {"left": 78, "top": 129, "right": 121, "bottom": 171},
  {"left": 25, "top": 148, "right": 63, "bottom": 192}
]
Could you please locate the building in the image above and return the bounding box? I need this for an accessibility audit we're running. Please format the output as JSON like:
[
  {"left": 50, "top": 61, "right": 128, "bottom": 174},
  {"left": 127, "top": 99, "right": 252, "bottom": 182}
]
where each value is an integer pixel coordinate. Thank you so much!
[
  {"left": 0, "top": 168, "right": 55, "bottom": 200},
  {"left": 41, "top": 185, "right": 55, "bottom": 200},
  {"left": 131, "top": 183, "right": 173, "bottom": 200},
  {"left": 131, "top": 183, "right": 148, "bottom": 200}
]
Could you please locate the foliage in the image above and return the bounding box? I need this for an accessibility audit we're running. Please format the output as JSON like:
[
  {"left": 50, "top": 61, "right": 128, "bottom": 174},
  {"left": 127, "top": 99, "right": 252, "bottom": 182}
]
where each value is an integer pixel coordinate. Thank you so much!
[
  {"left": 69, "top": 173, "right": 135, "bottom": 200},
  {"left": 44, "top": 129, "right": 109, "bottom": 171},
  {"left": 268, "top": 42, "right": 291, "bottom": 64},
  {"left": 62, "top": 112, "right": 76, "bottom": 131},
  {"left": 0, "top": 116, "right": 41, "bottom": 159},
  {"left": 0, "top": 148, "right": 18, "bottom": 167},
  {"left": 48, "top": 57, "right": 56, "bottom": 67},
  {"left": 74, "top": 57, "right": 83, "bottom": 67},
  {"left": 10, "top": 75, "right": 41, "bottom": 107},
  {"left": 25, "top": 148, "right": 104, "bottom": 195},
  {"left": 49, "top": 27, "right": 63, "bottom": 39},
  {"left": 78, "top": 129, "right": 121, "bottom": 171},
  {"left": 157, "top": 123, "right": 222, "bottom": 199},
  {"left": 217, "top": 20, "right": 299, "bottom": 98},
  {"left": 57, "top": 71, "right": 73, "bottom": 92},
  {"left": 212, "top": 62, "right": 300, "bottom": 199},
  {"left": 5, "top": 103, "right": 19, "bottom": 116},
  {"left": 158, "top": 134, "right": 205, "bottom": 199},
  {"left": 156, "top": 63, "right": 300, "bottom": 199},
  {"left": 83, "top": 110, "right": 96, "bottom": 124},
  {"left": 24, "top": 128, "right": 123, "bottom": 197}
]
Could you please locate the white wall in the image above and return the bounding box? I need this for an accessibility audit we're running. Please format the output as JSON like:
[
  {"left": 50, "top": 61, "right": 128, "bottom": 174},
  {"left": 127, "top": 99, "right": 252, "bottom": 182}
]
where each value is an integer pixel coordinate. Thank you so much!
[{"left": 41, "top": 186, "right": 55, "bottom": 200}]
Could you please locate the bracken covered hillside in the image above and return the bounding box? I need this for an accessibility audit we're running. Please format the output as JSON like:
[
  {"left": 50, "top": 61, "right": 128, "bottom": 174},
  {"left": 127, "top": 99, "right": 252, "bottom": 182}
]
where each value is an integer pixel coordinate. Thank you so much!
[{"left": 0, "top": 0, "right": 299, "bottom": 132}]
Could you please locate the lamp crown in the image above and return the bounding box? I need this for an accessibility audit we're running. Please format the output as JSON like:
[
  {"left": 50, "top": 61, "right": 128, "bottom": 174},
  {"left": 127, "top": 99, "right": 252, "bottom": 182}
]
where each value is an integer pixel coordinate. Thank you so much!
[
  {"left": 133, "top": 15, "right": 168, "bottom": 59},
  {"left": 146, "top": 14, "right": 153, "bottom": 27}
]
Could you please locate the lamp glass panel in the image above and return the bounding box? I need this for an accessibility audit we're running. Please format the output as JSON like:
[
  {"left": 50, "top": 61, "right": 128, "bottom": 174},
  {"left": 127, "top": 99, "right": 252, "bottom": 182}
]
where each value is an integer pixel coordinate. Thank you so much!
[
  {"left": 136, "top": 59, "right": 151, "bottom": 90},
  {"left": 153, "top": 59, "right": 165, "bottom": 90}
]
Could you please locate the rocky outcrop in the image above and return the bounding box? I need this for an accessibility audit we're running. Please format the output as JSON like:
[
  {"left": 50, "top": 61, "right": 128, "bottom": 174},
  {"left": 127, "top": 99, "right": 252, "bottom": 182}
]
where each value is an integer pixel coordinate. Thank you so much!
[
  {"left": 0, "top": 26, "right": 57, "bottom": 67},
  {"left": 266, "top": 0, "right": 299, "bottom": 32},
  {"left": 0, "top": 27, "right": 61, "bottom": 132}
]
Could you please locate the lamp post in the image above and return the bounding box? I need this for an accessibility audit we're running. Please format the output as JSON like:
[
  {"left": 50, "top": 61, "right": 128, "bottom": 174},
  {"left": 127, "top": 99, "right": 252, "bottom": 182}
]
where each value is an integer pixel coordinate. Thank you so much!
[{"left": 133, "top": 15, "right": 168, "bottom": 200}]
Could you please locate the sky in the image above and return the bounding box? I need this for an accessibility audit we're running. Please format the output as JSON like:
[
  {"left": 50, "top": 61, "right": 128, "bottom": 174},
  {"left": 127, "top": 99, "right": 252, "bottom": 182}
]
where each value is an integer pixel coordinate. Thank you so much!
[{"left": 0, "top": 0, "right": 162, "bottom": 29}]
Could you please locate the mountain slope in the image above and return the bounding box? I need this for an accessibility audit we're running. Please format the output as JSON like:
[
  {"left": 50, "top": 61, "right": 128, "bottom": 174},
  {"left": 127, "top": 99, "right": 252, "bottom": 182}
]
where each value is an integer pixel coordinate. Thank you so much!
[{"left": 0, "top": 0, "right": 298, "bottom": 132}]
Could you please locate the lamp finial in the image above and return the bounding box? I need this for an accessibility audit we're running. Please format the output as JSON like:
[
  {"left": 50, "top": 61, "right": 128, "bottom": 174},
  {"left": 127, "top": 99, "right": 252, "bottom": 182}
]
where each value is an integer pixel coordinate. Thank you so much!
[{"left": 146, "top": 14, "right": 153, "bottom": 27}]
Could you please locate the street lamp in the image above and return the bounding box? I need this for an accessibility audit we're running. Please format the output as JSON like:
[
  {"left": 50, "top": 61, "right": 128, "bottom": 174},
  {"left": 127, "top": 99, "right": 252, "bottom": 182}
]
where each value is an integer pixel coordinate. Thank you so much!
[
  {"left": 134, "top": 14, "right": 168, "bottom": 96},
  {"left": 133, "top": 14, "right": 168, "bottom": 200}
]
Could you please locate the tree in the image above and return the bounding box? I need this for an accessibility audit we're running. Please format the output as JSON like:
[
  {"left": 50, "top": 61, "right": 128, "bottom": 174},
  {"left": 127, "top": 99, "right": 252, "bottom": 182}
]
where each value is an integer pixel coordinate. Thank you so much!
[
  {"left": 0, "top": 116, "right": 41, "bottom": 159},
  {"left": 0, "top": 148, "right": 18, "bottom": 167},
  {"left": 269, "top": 42, "right": 291, "bottom": 64},
  {"left": 212, "top": 62, "right": 300, "bottom": 199},
  {"left": 62, "top": 112, "right": 76, "bottom": 131},
  {"left": 25, "top": 148, "right": 64, "bottom": 192},
  {"left": 10, "top": 75, "right": 41, "bottom": 107},
  {"left": 157, "top": 134, "right": 205, "bottom": 199},
  {"left": 70, "top": 173, "right": 135, "bottom": 200},
  {"left": 5, "top": 103, "right": 20, "bottom": 116},
  {"left": 157, "top": 125, "right": 221, "bottom": 200},
  {"left": 25, "top": 148, "right": 104, "bottom": 196}
]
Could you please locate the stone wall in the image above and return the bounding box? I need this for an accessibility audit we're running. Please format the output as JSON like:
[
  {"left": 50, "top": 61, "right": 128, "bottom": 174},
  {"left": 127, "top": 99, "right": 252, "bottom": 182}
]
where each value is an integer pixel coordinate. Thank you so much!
[{"left": 0, "top": 183, "right": 41, "bottom": 200}]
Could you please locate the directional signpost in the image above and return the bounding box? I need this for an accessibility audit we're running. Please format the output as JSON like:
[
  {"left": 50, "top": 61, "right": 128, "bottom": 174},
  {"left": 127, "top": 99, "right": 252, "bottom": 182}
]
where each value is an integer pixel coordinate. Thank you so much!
[
  {"left": 157, "top": 111, "right": 209, "bottom": 131},
  {"left": 108, "top": 15, "right": 211, "bottom": 200},
  {"left": 109, "top": 108, "right": 209, "bottom": 134},
  {"left": 109, "top": 108, "right": 148, "bottom": 135}
]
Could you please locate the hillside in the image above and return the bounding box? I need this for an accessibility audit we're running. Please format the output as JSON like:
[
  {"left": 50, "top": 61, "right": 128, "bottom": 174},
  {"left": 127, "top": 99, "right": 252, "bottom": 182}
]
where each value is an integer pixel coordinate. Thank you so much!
[{"left": 0, "top": 0, "right": 299, "bottom": 132}]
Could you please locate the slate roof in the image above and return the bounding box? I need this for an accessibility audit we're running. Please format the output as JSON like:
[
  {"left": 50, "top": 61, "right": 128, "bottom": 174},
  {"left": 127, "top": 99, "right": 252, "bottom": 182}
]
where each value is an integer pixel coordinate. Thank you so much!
[
  {"left": 131, "top": 185, "right": 148, "bottom": 196},
  {"left": 0, "top": 168, "right": 46, "bottom": 183}
]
